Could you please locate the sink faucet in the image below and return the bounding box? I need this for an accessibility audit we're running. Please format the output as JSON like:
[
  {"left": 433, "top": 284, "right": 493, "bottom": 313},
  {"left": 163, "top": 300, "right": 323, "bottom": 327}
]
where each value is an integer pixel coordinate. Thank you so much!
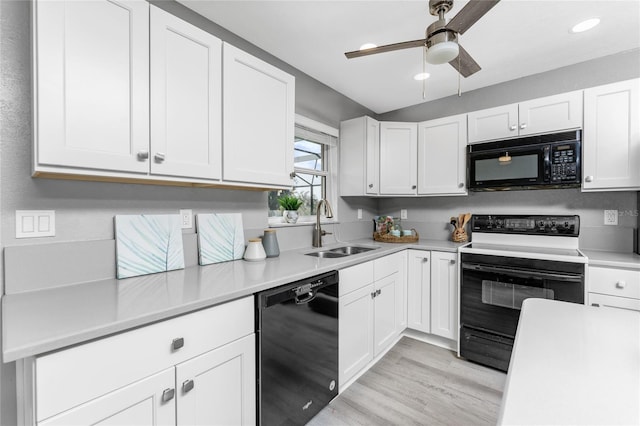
[{"left": 312, "top": 199, "right": 334, "bottom": 247}]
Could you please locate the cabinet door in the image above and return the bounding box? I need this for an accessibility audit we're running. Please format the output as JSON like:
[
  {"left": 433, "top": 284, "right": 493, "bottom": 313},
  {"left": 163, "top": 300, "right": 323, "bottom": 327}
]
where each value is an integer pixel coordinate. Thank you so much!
[
  {"left": 338, "top": 116, "right": 378, "bottom": 196},
  {"left": 407, "top": 250, "right": 431, "bottom": 333},
  {"left": 379, "top": 122, "right": 418, "bottom": 195},
  {"left": 150, "top": 6, "right": 222, "bottom": 180},
  {"left": 583, "top": 79, "right": 640, "bottom": 191},
  {"left": 34, "top": 0, "right": 149, "bottom": 173},
  {"left": 176, "top": 334, "right": 255, "bottom": 426},
  {"left": 223, "top": 43, "right": 295, "bottom": 187},
  {"left": 365, "top": 117, "right": 381, "bottom": 195},
  {"left": 39, "top": 368, "right": 175, "bottom": 426},
  {"left": 339, "top": 283, "right": 375, "bottom": 386},
  {"left": 430, "top": 252, "right": 458, "bottom": 341},
  {"left": 467, "top": 104, "right": 518, "bottom": 143},
  {"left": 518, "top": 91, "right": 582, "bottom": 136},
  {"left": 417, "top": 114, "right": 467, "bottom": 195},
  {"left": 395, "top": 251, "right": 408, "bottom": 332},
  {"left": 373, "top": 273, "right": 399, "bottom": 356}
]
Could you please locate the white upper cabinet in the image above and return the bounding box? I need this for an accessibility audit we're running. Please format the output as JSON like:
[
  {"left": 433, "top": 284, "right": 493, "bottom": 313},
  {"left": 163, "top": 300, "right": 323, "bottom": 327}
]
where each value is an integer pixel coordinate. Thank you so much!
[
  {"left": 150, "top": 5, "right": 222, "bottom": 180},
  {"left": 379, "top": 122, "right": 418, "bottom": 195},
  {"left": 222, "top": 43, "right": 295, "bottom": 188},
  {"left": 33, "top": 0, "right": 150, "bottom": 174},
  {"left": 583, "top": 79, "right": 640, "bottom": 191},
  {"left": 417, "top": 114, "right": 467, "bottom": 195},
  {"left": 467, "top": 91, "right": 583, "bottom": 143},
  {"left": 339, "top": 116, "right": 380, "bottom": 196}
]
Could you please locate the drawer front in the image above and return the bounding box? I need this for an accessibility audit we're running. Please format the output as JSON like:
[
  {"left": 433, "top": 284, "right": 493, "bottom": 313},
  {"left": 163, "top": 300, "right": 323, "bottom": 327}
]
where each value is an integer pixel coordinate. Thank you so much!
[
  {"left": 374, "top": 252, "right": 403, "bottom": 281},
  {"left": 339, "top": 261, "right": 374, "bottom": 296},
  {"left": 589, "top": 293, "right": 640, "bottom": 312},
  {"left": 35, "top": 296, "right": 254, "bottom": 421},
  {"left": 588, "top": 266, "right": 640, "bottom": 300}
]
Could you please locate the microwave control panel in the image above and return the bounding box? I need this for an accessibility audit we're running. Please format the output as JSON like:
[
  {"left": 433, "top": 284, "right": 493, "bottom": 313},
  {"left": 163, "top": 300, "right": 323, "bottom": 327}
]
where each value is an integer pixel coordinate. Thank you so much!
[{"left": 549, "top": 143, "right": 579, "bottom": 183}]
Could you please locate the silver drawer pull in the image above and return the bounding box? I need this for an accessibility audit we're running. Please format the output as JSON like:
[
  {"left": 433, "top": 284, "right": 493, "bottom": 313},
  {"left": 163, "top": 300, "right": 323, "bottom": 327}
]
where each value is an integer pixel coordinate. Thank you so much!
[
  {"left": 137, "top": 151, "right": 149, "bottom": 160},
  {"left": 155, "top": 152, "right": 166, "bottom": 162},
  {"left": 585, "top": 176, "right": 594, "bottom": 183},
  {"left": 183, "top": 379, "right": 195, "bottom": 393},
  {"left": 172, "top": 337, "right": 184, "bottom": 351},
  {"left": 519, "top": 123, "right": 527, "bottom": 130},
  {"left": 162, "top": 388, "right": 175, "bottom": 402},
  {"left": 616, "top": 280, "right": 626, "bottom": 289}
]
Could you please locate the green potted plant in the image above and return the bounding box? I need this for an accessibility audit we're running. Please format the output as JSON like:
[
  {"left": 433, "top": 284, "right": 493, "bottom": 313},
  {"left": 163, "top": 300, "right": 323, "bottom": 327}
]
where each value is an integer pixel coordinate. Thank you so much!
[{"left": 278, "top": 194, "right": 303, "bottom": 223}]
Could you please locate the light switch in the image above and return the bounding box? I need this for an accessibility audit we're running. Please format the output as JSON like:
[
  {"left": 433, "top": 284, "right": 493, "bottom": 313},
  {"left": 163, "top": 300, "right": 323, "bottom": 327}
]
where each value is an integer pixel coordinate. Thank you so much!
[
  {"left": 401, "top": 209, "right": 408, "bottom": 220},
  {"left": 16, "top": 210, "right": 55, "bottom": 238}
]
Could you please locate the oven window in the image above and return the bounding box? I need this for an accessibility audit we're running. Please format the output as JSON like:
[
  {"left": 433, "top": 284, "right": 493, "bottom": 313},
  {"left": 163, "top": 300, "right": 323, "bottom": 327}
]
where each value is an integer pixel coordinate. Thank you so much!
[
  {"left": 481, "top": 280, "right": 555, "bottom": 310},
  {"left": 475, "top": 154, "right": 538, "bottom": 181}
]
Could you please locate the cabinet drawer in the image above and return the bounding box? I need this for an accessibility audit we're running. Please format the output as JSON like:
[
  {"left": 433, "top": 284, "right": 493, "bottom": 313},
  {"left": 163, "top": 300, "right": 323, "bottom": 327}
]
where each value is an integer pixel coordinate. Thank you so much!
[
  {"left": 589, "top": 293, "right": 640, "bottom": 312},
  {"left": 339, "top": 261, "right": 374, "bottom": 296},
  {"left": 374, "top": 252, "right": 403, "bottom": 281},
  {"left": 588, "top": 266, "right": 640, "bottom": 300},
  {"left": 34, "top": 296, "right": 254, "bottom": 421}
]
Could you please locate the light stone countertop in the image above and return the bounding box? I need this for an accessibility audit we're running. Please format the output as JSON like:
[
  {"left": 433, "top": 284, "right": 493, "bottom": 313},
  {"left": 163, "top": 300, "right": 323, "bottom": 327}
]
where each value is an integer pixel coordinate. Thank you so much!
[
  {"left": 498, "top": 298, "right": 640, "bottom": 425},
  {"left": 1, "top": 238, "right": 462, "bottom": 362},
  {"left": 581, "top": 249, "right": 640, "bottom": 270}
]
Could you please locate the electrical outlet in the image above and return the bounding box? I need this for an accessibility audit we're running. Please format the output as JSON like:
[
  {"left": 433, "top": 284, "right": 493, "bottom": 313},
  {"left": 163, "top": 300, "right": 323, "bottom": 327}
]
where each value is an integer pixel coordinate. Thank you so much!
[
  {"left": 180, "top": 209, "right": 193, "bottom": 229},
  {"left": 401, "top": 209, "right": 408, "bottom": 220},
  {"left": 604, "top": 210, "right": 618, "bottom": 225},
  {"left": 357, "top": 209, "right": 363, "bottom": 219},
  {"left": 16, "top": 210, "right": 55, "bottom": 238}
]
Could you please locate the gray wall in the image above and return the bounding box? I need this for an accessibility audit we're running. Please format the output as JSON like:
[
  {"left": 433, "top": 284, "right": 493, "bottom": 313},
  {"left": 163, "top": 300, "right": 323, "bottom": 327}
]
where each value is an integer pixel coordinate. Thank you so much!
[
  {"left": 0, "top": 1, "right": 376, "bottom": 423},
  {"left": 377, "top": 49, "right": 640, "bottom": 252}
]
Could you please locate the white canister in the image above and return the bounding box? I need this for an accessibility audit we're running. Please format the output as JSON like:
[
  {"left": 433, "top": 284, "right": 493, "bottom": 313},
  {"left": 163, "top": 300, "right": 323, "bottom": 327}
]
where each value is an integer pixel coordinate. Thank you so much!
[{"left": 244, "top": 238, "right": 267, "bottom": 261}]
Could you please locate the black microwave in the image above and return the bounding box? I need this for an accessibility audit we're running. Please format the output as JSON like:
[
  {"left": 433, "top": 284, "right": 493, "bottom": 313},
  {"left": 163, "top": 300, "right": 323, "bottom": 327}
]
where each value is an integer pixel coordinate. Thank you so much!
[{"left": 467, "top": 130, "right": 581, "bottom": 191}]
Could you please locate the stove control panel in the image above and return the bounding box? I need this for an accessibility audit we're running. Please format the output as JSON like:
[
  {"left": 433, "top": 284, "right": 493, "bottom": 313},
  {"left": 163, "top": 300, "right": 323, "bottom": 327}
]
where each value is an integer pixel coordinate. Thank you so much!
[{"left": 471, "top": 215, "right": 580, "bottom": 236}]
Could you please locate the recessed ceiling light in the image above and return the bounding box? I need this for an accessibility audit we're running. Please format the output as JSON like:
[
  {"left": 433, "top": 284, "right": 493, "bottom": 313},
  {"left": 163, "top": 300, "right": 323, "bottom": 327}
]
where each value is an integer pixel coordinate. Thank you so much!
[
  {"left": 359, "top": 43, "right": 377, "bottom": 50},
  {"left": 571, "top": 18, "right": 600, "bottom": 33},
  {"left": 414, "top": 72, "right": 430, "bottom": 81}
]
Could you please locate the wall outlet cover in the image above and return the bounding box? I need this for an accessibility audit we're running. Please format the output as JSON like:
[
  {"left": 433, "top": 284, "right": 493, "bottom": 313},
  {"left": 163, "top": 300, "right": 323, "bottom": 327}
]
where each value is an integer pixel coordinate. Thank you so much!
[
  {"left": 196, "top": 213, "right": 245, "bottom": 265},
  {"left": 115, "top": 214, "right": 185, "bottom": 279},
  {"left": 604, "top": 210, "right": 619, "bottom": 225}
]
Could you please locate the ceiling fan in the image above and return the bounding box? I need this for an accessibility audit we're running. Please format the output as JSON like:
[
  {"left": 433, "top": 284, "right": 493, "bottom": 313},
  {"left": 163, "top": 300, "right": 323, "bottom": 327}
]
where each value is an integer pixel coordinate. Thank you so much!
[{"left": 344, "top": 0, "right": 500, "bottom": 78}]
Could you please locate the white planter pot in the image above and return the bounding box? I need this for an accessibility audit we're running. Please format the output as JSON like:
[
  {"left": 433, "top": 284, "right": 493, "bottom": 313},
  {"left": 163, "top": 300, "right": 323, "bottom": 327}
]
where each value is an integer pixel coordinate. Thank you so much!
[{"left": 283, "top": 210, "right": 299, "bottom": 224}]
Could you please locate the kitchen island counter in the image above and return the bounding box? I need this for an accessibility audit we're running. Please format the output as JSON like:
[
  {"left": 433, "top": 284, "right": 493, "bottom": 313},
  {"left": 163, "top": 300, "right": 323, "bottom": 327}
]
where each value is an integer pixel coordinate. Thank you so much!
[{"left": 499, "top": 298, "right": 640, "bottom": 425}]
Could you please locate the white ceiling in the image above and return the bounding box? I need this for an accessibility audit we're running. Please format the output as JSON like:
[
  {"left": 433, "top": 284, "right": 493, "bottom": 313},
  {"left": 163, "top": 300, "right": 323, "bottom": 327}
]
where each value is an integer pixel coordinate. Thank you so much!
[{"left": 177, "top": 0, "right": 640, "bottom": 114}]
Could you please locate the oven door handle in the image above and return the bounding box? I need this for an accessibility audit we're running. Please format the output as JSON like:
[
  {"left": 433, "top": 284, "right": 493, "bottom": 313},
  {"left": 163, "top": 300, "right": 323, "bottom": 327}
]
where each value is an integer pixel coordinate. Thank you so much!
[{"left": 461, "top": 262, "right": 583, "bottom": 282}]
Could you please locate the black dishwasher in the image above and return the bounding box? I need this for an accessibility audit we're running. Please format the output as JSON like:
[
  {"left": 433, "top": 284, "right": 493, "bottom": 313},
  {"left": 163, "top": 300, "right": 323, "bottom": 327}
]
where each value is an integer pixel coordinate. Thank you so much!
[{"left": 256, "top": 270, "right": 339, "bottom": 425}]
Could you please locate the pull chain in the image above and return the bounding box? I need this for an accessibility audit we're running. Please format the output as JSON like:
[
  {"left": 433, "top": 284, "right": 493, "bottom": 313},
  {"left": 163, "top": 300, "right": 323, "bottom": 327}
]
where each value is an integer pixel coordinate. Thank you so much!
[
  {"left": 457, "top": 48, "right": 462, "bottom": 97},
  {"left": 422, "top": 45, "right": 427, "bottom": 100}
]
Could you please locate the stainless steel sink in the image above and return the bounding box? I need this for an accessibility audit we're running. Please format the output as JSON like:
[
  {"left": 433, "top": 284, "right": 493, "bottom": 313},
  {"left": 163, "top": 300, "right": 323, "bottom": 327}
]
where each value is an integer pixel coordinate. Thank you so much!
[
  {"left": 305, "top": 245, "right": 378, "bottom": 258},
  {"left": 328, "top": 246, "right": 377, "bottom": 255}
]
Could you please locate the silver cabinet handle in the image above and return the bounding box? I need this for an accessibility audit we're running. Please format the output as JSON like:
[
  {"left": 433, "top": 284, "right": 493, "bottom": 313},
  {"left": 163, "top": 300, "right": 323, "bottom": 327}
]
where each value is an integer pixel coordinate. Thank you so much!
[
  {"left": 137, "top": 151, "right": 149, "bottom": 160},
  {"left": 616, "top": 280, "right": 627, "bottom": 289},
  {"left": 376, "top": 289, "right": 381, "bottom": 296},
  {"left": 154, "top": 152, "right": 166, "bottom": 162},
  {"left": 411, "top": 185, "right": 417, "bottom": 190},
  {"left": 423, "top": 257, "right": 429, "bottom": 263},
  {"left": 450, "top": 259, "right": 456, "bottom": 265},
  {"left": 509, "top": 125, "right": 517, "bottom": 131},
  {"left": 371, "top": 291, "right": 376, "bottom": 299},
  {"left": 183, "top": 379, "right": 195, "bottom": 393},
  {"left": 591, "top": 303, "right": 600, "bottom": 307},
  {"left": 162, "top": 388, "right": 175, "bottom": 402},
  {"left": 369, "top": 183, "right": 374, "bottom": 188},
  {"left": 172, "top": 337, "right": 184, "bottom": 351},
  {"left": 290, "top": 171, "right": 296, "bottom": 179},
  {"left": 519, "top": 123, "right": 527, "bottom": 130},
  {"left": 458, "top": 183, "right": 464, "bottom": 188},
  {"left": 585, "top": 176, "right": 594, "bottom": 183}
]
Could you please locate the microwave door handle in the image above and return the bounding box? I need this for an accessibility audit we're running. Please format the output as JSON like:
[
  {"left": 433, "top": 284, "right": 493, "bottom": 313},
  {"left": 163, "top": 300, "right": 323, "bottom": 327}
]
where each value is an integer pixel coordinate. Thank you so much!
[{"left": 462, "top": 263, "right": 583, "bottom": 282}]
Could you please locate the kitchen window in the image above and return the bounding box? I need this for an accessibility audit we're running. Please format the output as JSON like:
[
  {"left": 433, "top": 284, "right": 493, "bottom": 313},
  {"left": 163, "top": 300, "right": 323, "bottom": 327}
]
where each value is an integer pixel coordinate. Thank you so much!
[{"left": 268, "top": 115, "right": 338, "bottom": 225}]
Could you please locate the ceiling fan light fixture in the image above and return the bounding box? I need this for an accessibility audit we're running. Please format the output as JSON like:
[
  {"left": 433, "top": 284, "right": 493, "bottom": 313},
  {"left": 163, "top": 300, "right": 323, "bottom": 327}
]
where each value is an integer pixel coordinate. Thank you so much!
[
  {"left": 414, "top": 72, "right": 431, "bottom": 81},
  {"left": 571, "top": 18, "right": 600, "bottom": 33},
  {"left": 425, "top": 41, "right": 459, "bottom": 64}
]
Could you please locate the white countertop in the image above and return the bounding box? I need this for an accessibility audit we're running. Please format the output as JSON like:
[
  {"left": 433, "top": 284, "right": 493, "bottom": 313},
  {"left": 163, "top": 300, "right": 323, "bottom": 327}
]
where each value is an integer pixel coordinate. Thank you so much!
[
  {"left": 582, "top": 249, "right": 640, "bottom": 270},
  {"left": 498, "top": 299, "right": 640, "bottom": 425},
  {"left": 1, "top": 238, "right": 461, "bottom": 362}
]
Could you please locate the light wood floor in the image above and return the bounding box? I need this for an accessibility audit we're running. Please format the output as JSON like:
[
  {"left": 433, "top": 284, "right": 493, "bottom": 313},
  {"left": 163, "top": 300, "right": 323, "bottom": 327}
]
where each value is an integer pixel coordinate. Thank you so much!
[{"left": 308, "top": 337, "right": 506, "bottom": 426}]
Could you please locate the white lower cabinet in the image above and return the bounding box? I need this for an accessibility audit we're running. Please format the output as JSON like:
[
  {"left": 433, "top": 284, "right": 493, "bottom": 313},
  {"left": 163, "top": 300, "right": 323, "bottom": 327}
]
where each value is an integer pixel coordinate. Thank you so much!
[
  {"left": 407, "top": 250, "right": 458, "bottom": 341},
  {"left": 18, "top": 297, "right": 256, "bottom": 426},
  {"left": 588, "top": 265, "right": 640, "bottom": 312},
  {"left": 339, "top": 252, "right": 407, "bottom": 387}
]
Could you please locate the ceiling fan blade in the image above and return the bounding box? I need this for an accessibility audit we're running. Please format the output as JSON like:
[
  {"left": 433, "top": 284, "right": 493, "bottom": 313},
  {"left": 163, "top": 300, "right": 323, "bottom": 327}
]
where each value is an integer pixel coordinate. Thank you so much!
[
  {"left": 446, "top": 0, "right": 500, "bottom": 35},
  {"left": 449, "top": 44, "right": 481, "bottom": 77},
  {"left": 345, "top": 39, "right": 426, "bottom": 59}
]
